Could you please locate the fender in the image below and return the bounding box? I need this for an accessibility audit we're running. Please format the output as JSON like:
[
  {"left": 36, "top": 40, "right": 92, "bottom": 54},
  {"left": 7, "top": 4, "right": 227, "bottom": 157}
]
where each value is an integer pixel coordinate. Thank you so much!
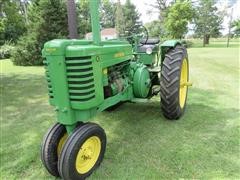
[{"left": 160, "top": 40, "right": 182, "bottom": 63}]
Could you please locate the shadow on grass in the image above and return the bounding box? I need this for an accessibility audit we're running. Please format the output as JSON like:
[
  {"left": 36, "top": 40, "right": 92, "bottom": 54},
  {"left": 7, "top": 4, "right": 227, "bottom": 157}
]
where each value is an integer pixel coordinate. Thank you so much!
[
  {"left": 1, "top": 73, "right": 239, "bottom": 179},
  {"left": 1, "top": 73, "right": 56, "bottom": 179},
  {"left": 95, "top": 87, "right": 239, "bottom": 178},
  {"left": 100, "top": 87, "right": 239, "bottom": 138}
]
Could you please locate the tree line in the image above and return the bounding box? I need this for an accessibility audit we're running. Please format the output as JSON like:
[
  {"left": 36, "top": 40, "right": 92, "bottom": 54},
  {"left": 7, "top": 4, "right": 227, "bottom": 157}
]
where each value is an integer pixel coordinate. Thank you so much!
[{"left": 0, "top": 0, "right": 239, "bottom": 65}]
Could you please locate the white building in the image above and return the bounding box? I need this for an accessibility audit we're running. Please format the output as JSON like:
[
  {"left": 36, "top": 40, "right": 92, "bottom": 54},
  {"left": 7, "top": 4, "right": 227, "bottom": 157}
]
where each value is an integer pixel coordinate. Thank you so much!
[{"left": 85, "top": 28, "right": 118, "bottom": 40}]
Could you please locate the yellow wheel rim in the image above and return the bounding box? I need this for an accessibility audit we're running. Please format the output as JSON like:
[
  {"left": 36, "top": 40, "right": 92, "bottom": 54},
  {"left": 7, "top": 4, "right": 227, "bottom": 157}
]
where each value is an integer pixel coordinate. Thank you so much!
[
  {"left": 75, "top": 136, "right": 101, "bottom": 174},
  {"left": 179, "top": 58, "right": 188, "bottom": 108},
  {"left": 57, "top": 133, "right": 67, "bottom": 156}
]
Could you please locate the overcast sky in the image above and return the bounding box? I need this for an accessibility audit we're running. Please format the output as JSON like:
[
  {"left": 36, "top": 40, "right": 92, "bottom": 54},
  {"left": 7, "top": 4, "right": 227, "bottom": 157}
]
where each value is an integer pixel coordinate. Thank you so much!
[{"left": 115, "top": 0, "right": 240, "bottom": 35}]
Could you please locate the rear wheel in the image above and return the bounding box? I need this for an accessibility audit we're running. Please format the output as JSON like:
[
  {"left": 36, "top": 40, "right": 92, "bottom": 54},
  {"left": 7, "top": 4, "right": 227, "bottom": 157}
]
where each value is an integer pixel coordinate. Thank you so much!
[
  {"left": 58, "top": 123, "right": 106, "bottom": 180},
  {"left": 160, "top": 45, "right": 189, "bottom": 119},
  {"left": 41, "top": 123, "right": 67, "bottom": 177}
]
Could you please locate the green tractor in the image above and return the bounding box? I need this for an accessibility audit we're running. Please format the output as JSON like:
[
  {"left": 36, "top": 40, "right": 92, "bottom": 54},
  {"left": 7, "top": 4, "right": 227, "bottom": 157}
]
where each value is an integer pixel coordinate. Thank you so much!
[{"left": 41, "top": 1, "right": 191, "bottom": 179}]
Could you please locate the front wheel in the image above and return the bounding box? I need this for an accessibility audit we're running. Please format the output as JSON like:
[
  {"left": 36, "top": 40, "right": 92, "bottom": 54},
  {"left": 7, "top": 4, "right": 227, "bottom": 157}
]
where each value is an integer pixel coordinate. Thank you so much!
[
  {"left": 41, "top": 123, "right": 67, "bottom": 177},
  {"left": 58, "top": 123, "right": 106, "bottom": 180},
  {"left": 160, "top": 45, "right": 190, "bottom": 120}
]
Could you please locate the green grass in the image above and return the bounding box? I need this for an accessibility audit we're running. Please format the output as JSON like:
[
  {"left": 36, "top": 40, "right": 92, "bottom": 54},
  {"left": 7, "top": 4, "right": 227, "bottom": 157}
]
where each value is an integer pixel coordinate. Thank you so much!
[
  {"left": 189, "top": 38, "right": 240, "bottom": 48},
  {"left": 1, "top": 46, "right": 240, "bottom": 179}
]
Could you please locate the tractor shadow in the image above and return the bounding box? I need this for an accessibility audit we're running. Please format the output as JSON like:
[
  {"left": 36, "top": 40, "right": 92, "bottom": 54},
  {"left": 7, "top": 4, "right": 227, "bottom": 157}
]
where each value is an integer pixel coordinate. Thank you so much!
[
  {"left": 99, "top": 87, "right": 239, "bottom": 140},
  {"left": 95, "top": 87, "right": 239, "bottom": 177},
  {"left": 2, "top": 73, "right": 239, "bottom": 179}
]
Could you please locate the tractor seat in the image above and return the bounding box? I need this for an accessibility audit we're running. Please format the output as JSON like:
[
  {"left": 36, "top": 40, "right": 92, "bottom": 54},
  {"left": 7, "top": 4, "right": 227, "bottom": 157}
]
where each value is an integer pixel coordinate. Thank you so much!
[{"left": 140, "top": 38, "right": 160, "bottom": 45}]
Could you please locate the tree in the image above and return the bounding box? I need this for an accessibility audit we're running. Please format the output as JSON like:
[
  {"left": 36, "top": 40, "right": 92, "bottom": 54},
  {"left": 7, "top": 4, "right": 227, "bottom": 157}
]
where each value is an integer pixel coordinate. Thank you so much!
[
  {"left": 76, "top": 0, "right": 91, "bottom": 38},
  {"left": 194, "top": 0, "right": 223, "bottom": 46},
  {"left": 101, "top": 0, "right": 116, "bottom": 28},
  {"left": 76, "top": 0, "right": 116, "bottom": 38},
  {"left": 231, "top": 19, "right": 240, "bottom": 37},
  {"left": 67, "top": 0, "right": 78, "bottom": 39},
  {"left": 147, "top": 0, "right": 173, "bottom": 22},
  {"left": 17, "top": 0, "right": 30, "bottom": 24},
  {"left": 115, "top": 0, "right": 125, "bottom": 36},
  {"left": 0, "top": 0, "right": 26, "bottom": 44},
  {"left": 123, "top": 0, "right": 141, "bottom": 32},
  {"left": 164, "top": 0, "right": 194, "bottom": 39},
  {"left": 115, "top": 0, "right": 141, "bottom": 37},
  {"left": 11, "top": 0, "right": 68, "bottom": 65},
  {"left": 145, "top": 20, "right": 163, "bottom": 37}
]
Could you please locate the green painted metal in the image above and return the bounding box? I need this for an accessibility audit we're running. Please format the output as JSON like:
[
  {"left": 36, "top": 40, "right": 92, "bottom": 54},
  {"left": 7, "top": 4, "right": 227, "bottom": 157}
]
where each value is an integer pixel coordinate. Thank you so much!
[
  {"left": 132, "top": 64, "right": 151, "bottom": 98},
  {"left": 160, "top": 39, "right": 181, "bottom": 47},
  {"left": 138, "top": 54, "right": 156, "bottom": 65},
  {"left": 160, "top": 39, "right": 182, "bottom": 62},
  {"left": 43, "top": 39, "right": 134, "bottom": 126},
  {"left": 90, "top": 0, "right": 101, "bottom": 45},
  {"left": 42, "top": 2, "right": 183, "bottom": 134}
]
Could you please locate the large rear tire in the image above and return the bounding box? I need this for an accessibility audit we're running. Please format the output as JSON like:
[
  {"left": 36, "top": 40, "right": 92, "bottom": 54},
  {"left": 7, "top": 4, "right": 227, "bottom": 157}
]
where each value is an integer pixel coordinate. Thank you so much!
[{"left": 160, "top": 45, "right": 189, "bottom": 120}]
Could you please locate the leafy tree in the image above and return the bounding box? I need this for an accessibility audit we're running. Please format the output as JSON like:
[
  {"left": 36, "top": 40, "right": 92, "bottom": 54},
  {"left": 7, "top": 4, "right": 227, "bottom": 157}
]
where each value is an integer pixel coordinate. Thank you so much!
[
  {"left": 123, "top": 0, "right": 141, "bottom": 32},
  {"left": 115, "top": 0, "right": 125, "bottom": 36},
  {"left": 12, "top": 0, "right": 68, "bottom": 65},
  {"left": 76, "top": 0, "right": 115, "bottom": 38},
  {"left": 145, "top": 20, "right": 164, "bottom": 37},
  {"left": 164, "top": 0, "right": 194, "bottom": 39},
  {"left": 115, "top": 0, "right": 141, "bottom": 37},
  {"left": 231, "top": 19, "right": 240, "bottom": 37},
  {"left": 101, "top": 0, "right": 116, "bottom": 28},
  {"left": 147, "top": 0, "right": 173, "bottom": 22},
  {"left": 194, "top": 0, "right": 223, "bottom": 46},
  {"left": 0, "top": 0, "right": 26, "bottom": 44},
  {"left": 76, "top": 0, "right": 91, "bottom": 38}
]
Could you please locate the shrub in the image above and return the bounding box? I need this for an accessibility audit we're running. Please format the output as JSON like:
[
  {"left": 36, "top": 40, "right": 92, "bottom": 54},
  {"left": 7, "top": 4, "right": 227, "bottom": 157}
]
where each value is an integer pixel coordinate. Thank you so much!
[
  {"left": 181, "top": 40, "right": 193, "bottom": 48},
  {"left": 11, "top": 34, "right": 43, "bottom": 66},
  {"left": 11, "top": 0, "right": 68, "bottom": 66},
  {"left": 0, "top": 41, "right": 15, "bottom": 59}
]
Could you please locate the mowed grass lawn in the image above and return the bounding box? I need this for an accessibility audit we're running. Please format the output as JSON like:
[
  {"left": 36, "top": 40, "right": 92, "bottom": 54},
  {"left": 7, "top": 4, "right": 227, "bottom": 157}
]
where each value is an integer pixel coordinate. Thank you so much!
[{"left": 1, "top": 45, "right": 239, "bottom": 179}]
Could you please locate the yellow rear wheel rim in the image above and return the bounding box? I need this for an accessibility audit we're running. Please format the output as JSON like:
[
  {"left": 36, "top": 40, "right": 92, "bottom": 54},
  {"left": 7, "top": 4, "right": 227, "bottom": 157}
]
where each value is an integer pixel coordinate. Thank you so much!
[
  {"left": 179, "top": 58, "right": 188, "bottom": 108},
  {"left": 75, "top": 136, "right": 101, "bottom": 174},
  {"left": 57, "top": 133, "right": 67, "bottom": 156}
]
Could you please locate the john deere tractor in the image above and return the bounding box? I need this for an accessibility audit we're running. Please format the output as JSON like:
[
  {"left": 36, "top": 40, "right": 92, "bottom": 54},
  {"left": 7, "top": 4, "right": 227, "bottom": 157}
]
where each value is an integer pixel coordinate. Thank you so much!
[{"left": 41, "top": 1, "right": 191, "bottom": 179}]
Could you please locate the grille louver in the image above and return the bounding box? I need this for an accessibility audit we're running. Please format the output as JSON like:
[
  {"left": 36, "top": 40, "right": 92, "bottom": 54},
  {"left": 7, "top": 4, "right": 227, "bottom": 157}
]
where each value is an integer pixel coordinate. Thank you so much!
[
  {"left": 65, "top": 56, "right": 95, "bottom": 102},
  {"left": 43, "top": 59, "right": 54, "bottom": 99}
]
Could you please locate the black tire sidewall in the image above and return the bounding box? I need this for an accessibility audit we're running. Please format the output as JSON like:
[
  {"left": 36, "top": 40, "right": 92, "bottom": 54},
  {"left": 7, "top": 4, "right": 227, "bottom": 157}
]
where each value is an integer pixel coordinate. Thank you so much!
[
  {"left": 41, "top": 123, "right": 66, "bottom": 177},
  {"left": 59, "top": 123, "right": 106, "bottom": 180},
  {"left": 160, "top": 45, "right": 189, "bottom": 119}
]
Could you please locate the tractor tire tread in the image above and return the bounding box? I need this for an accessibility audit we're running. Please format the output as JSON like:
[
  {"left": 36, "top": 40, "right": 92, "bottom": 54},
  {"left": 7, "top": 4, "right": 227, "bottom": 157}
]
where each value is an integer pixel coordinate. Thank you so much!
[
  {"left": 58, "top": 123, "right": 106, "bottom": 180},
  {"left": 41, "top": 123, "right": 66, "bottom": 177},
  {"left": 160, "top": 45, "right": 188, "bottom": 120}
]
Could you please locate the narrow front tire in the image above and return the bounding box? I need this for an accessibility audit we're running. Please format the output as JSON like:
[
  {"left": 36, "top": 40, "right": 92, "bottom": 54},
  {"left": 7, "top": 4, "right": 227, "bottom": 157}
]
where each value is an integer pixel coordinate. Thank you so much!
[
  {"left": 58, "top": 123, "right": 106, "bottom": 180},
  {"left": 41, "top": 123, "right": 67, "bottom": 177}
]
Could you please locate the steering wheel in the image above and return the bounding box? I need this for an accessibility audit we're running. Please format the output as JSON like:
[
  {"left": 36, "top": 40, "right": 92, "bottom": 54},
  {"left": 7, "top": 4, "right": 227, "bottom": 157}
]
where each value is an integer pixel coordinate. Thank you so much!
[{"left": 126, "top": 24, "right": 149, "bottom": 45}]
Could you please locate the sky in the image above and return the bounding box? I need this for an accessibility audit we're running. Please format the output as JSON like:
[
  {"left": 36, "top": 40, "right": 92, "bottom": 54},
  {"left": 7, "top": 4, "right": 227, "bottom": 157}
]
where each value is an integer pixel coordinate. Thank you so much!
[{"left": 115, "top": 0, "right": 240, "bottom": 35}]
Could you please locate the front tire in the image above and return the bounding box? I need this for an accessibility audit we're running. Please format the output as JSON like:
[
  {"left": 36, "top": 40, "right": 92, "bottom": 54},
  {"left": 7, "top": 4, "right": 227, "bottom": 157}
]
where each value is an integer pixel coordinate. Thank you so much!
[
  {"left": 160, "top": 45, "right": 189, "bottom": 120},
  {"left": 41, "top": 123, "right": 67, "bottom": 177},
  {"left": 58, "top": 123, "right": 106, "bottom": 180}
]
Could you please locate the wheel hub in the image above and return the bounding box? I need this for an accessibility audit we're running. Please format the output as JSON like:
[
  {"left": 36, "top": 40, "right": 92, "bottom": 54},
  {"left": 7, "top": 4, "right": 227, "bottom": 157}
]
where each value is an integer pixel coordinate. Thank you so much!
[
  {"left": 179, "top": 58, "right": 190, "bottom": 108},
  {"left": 75, "top": 136, "right": 101, "bottom": 174}
]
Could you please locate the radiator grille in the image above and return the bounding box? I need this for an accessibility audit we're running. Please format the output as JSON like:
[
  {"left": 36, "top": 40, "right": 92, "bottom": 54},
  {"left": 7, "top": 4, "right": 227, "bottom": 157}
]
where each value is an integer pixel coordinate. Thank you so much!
[
  {"left": 43, "top": 59, "right": 54, "bottom": 99},
  {"left": 65, "top": 56, "right": 95, "bottom": 102}
]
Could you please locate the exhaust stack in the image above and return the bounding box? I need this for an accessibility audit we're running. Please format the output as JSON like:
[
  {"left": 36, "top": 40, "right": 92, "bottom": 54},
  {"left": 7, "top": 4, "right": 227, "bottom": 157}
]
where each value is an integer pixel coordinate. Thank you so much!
[{"left": 89, "top": 0, "right": 101, "bottom": 45}]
